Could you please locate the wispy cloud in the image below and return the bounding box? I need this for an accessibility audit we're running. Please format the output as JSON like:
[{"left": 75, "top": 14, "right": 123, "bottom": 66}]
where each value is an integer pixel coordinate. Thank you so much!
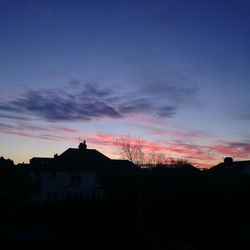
[
  {"left": 0, "top": 80, "right": 197, "bottom": 122},
  {"left": 0, "top": 122, "right": 14, "bottom": 129},
  {"left": 8, "top": 87, "right": 121, "bottom": 121},
  {"left": 16, "top": 123, "right": 79, "bottom": 134},
  {"left": 0, "top": 130, "right": 65, "bottom": 141},
  {"left": 0, "top": 113, "right": 31, "bottom": 120},
  {"left": 210, "top": 141, "right": 250, "bottom": 158},
  {"left": 143, "top": 125, "right": 209, "bottom": 138},
  {"left": 167, "top": 130, "right": 209, "bottom": 138},
  {"left": 141, "top": 83, "right": 197, "bottom": 106},
  {"left": 0, "top": 122, "right": 79, "bottom": 142}
]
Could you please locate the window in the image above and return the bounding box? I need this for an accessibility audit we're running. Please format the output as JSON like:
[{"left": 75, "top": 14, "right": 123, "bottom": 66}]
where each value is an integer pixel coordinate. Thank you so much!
[
  {"left": 73, "top": 193, "right": 78, "bottom": 200},
  {"left": 47, "top": 192, "right": 57, "bottom": 201},
  {"left": 80, "top": 192, "right": 87, "bottom": 200},
  {"left": 66, "top": 193, "right": 72, "bottom": 201},
  {"left": 92, "top": 187, "right": 104, "bottom": 200},
  {"left": 48, "top": 172, "right": 56, "bottom": 182},
  {"left": 71, "top": 172, "right": 81, "bottom": 183}
]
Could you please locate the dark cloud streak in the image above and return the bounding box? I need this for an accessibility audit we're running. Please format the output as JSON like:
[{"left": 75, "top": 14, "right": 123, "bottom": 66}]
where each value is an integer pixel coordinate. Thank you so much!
[
  {"left": 0, "top": 85, "right": 122, "bottom": 122},
  {"left": 0, "top": 80, "right": 197, "bottom": 122},
  {"left": 0, "top": 122, "right": 14, "bottom": 129}
]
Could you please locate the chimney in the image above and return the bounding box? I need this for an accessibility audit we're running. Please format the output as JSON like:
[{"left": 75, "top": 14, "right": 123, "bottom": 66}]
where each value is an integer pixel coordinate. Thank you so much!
[
  {"left": 78, "top": 140, "right": 87, "bottom": 150},
  {"left": 224, "top": 157, "right": 233, "bottom": 165}
]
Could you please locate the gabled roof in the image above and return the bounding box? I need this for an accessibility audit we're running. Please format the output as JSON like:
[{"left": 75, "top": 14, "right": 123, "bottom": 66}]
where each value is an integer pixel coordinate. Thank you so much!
[
  {"left": 54, "top": 148, "right": 111, "bottom": 171},
  {"left": 29, "top": 146, "right": 140, "bottom": 172},
  {"left": 209, "top": 160, "right": 250, "bottom": 174},
  {"left": 58, "top": 148, "right": 110, "bottom": 163}
]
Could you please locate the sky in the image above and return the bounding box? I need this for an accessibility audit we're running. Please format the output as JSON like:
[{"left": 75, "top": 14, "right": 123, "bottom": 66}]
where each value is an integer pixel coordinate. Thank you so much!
[{"left": 0, "top": 0, "right": 250, "bottom": 167}]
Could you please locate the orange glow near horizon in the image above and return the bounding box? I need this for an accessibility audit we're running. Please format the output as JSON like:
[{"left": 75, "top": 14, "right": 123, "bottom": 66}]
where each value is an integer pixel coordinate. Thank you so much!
[{"left": 1, "top": 128, "right": 250, "bottom": 169}]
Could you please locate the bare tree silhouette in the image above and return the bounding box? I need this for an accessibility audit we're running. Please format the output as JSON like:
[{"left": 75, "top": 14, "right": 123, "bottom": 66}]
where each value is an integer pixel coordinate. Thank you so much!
[{"left": 113, "top": 135, "right": 145, "bottom": 165}]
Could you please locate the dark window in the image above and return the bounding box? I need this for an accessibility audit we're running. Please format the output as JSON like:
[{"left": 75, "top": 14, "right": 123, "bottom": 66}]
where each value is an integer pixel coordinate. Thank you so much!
[
  {"left": 71, "top": 173, "right": 81, "bottom": 183},
  {"left": 48, "top": 172, "right": 56, "bottom": 182},
  {"left": 80, "top": 192, "right": 87, "bottom": 200},
  {"left": 74, "top": 193, "right": 78, "bottom": 200},
  {"left": 47, "top": 192, "right": 57, "bottom": 201},
  {"left": 66, "top": 193, "right": 72, "bottom": 201},
  {"left": 92, "top": 187, "right": 103, "bottom": 200}
]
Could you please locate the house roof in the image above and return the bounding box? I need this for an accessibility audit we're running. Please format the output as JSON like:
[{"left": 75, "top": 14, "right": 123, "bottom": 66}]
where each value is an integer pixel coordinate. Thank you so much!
[
  {"left": 30, "top": 157, "right": 53, "bottom": 164},
  {"left": 209, "top": 160, "right": 250, "bottom": 174},
  {"left": 58, "top": 148, "right": 110, "bottom": 162},
  {"left": 29, "top": 145, "right": 138, "bottom": 172}
]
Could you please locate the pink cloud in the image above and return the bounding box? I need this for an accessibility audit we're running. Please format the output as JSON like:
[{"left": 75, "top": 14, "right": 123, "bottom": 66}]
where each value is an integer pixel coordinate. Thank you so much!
[
  {"left": 167, "top": 130, "right": 209, "bottom": 138},
  {"left": 129, "top": 113, "right": 167, "bottom": 125},
  {"left": 73, "top": 135, "right": 250, "bottom": 168},
  {"left": 81, "top": 134, "right": 218, "bottom": 167},
  {"left": 0, "top": 129, "right": 63, "bottom": 141},
  {"left": 142, "top": 126, "right": 169, "bottom": 136},
  {"left": 0, "top": 122, "right": 79, "bottom": 143},
  {"left": 1, "top": 124, "right": 249, "bottom": 169},
  {"left": 51, "top": 126, "right": 79, "bottom": 133},
  {"left": 209, "top": 142, "right": 250, "bottom": 159}
]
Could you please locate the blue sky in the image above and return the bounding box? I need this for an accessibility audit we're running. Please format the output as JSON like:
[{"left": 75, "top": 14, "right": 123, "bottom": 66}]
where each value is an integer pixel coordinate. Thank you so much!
[{"left": 0, "top": 0, "right": 250, "bottom": 167}]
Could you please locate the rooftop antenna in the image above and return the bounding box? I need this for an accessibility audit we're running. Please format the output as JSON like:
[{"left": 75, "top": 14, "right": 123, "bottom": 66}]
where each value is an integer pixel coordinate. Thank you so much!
[{"left": 78, "top": 137, "right": 84, "bottom": 144}]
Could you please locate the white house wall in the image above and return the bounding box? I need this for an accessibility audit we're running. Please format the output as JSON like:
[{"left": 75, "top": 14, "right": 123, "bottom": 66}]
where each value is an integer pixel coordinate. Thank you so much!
[{"left": 30, "top": 171, "right": 104, "bottom": 204}]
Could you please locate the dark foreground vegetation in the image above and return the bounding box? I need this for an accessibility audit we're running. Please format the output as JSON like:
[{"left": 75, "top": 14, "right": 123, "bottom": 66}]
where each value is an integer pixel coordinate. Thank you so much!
[{"left": 1, "top": 156, "right": 250, "bottom": 250}]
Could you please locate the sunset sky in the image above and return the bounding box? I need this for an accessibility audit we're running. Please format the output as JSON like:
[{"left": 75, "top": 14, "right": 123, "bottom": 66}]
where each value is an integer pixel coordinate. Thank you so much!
[{"left": 0, "top": 0, "right": 250, "bottom": 167}]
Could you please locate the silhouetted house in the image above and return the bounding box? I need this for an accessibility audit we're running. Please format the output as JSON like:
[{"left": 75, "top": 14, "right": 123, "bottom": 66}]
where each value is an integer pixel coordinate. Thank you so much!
[
  {"left": 209, "top": 157, "right": 250, "bottom": 174},
  {"left": 29, "top": 141, "right": 139, "bottom": 204}
]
